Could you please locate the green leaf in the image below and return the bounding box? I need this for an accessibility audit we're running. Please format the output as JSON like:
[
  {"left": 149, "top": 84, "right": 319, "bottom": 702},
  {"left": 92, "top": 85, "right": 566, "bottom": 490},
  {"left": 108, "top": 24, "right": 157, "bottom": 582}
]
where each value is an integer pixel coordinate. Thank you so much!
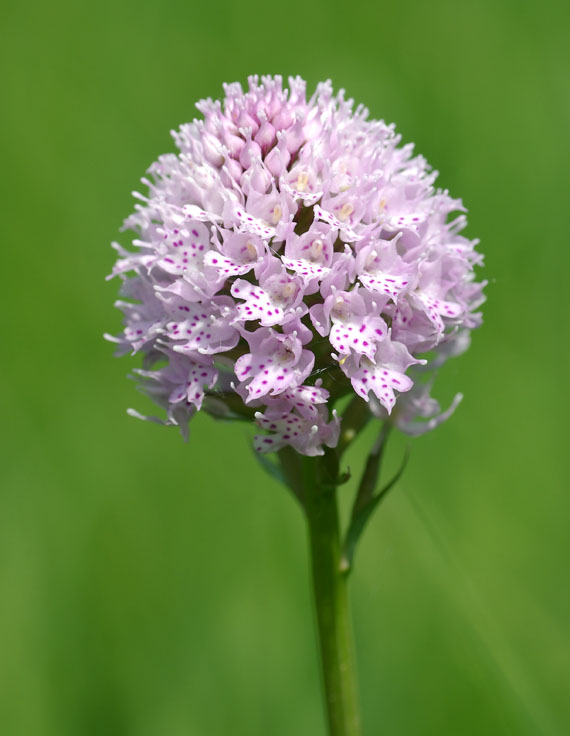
[
  {"left": 352, "top": 422, "right": 391, "bottom": 514},
  {"left": 337, "top": 469, "right": 352, "bottom": 486},
  {"left": 337, "top": 396, "right": 372, "bottom": 456},
  {"left": 275, "top": 446, "right": 306, "bottom": 508},
  {"left": 253, "top": 449, "right": 287, "bottom": 486},
  {"left": 341, "top": 447, "right": 410, "bottom": 574}
]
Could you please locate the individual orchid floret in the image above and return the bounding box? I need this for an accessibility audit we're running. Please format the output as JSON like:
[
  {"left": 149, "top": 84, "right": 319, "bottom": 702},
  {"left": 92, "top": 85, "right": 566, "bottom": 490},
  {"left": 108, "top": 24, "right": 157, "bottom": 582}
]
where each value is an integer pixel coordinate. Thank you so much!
[
  {"left": 234, "top": 325, "right": 314, "bottom": 402},
  {"left": 253, "top": 407, "right": 340, "bottom": 456},
  {"left": 165, "top": 296, "right": 239, "bottom": 355},
  {"left": 244, "top": 186, "right": 297, "bottom": 231},
  {"left": 203, "top": 229, "right": 266, "bottom": 279},
  {"left": 313, "top": 204, "right": 362, "bottom": 243},
  {"left": 366, "top": 327, "right": 470, "bottom": 430},
  {"left": 391, "top": 383, "right": 463, "bottom": 436},
  {"left": 310, "top": 288, "right": 387, "bottom": 362},
  {"left": 263, "top": 382, "right": 330, "bottom": 421},
  {"left": 282, "top": 222, "right": 335, "bottom": 289},
  {"left": 231, "top": 260, "right": 305, "bottom": 327},
  {"left": 105, "top": 274, "right": 166, "bottom": 355},
  {"left": 154, "top": 221, "right": 211, "bottom": 276},
  {"left": 126, "top": 351, "right": 216, "bottom": 440},
  {"left": 355, "top": 236, "right": 416, "bottom": 302},
  {"left": 409, "top": 256, "right": 464, "bottom": 338},
  {"left": 340, "top": 337, "right": 424, "bottom": 413},
  {"left": 281, "top": 160, "right": 323, "bottom": 205}
]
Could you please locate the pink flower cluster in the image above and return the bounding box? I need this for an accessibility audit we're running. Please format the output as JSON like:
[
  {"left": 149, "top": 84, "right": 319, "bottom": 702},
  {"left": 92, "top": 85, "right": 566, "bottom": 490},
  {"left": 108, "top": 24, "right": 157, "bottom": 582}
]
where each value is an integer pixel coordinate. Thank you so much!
[{"left": 107, "top": 76, "right": 484, "bottom": 455}]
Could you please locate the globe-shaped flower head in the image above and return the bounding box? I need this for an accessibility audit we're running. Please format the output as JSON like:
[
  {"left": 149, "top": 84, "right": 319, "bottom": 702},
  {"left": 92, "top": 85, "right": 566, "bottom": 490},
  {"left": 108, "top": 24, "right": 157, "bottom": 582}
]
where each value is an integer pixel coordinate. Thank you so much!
[{"left": 107, "top": 76, "right": 485, "bottom": 455}]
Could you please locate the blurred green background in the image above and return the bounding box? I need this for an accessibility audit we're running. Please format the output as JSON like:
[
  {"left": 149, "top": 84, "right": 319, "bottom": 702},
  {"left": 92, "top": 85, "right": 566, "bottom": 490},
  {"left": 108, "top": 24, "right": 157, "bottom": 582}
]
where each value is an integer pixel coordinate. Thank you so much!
[{"left": 1, "top": 0, "right": 568, "bottom": 733}]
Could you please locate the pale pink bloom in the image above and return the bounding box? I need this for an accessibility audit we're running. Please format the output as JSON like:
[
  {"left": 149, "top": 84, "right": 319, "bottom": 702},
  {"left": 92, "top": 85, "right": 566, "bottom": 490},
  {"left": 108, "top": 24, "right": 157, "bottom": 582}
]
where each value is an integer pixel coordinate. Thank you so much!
[{"left": 108, "top": 76, "right": 484, "bottom": 455}]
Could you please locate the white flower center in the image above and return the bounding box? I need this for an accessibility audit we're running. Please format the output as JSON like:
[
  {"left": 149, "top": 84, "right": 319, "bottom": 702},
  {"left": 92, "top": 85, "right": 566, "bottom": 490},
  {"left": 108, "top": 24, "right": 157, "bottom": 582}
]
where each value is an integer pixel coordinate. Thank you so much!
[
  {"left": 337, "top": 203, "right": 354, "bottom": 222},
  {"left": 332, "top": 295, "right": 349, "bottom": 320},
  {"left": 365, "top": 250, "right": 378, "bottom": 270},
  {"left": 280, "top": 282, "right": 297, "bottom": 300},
  {"left": 308, "top": 238, "right": 324, "bottom": 261},
  {"left": 277, "top": 345, "right": 295, "bottom": 364},
  {"left": 245, "top": 242, "right": 257, "bottom": 261},
  {"left": 296, "top": 171, "right": 309, "bottom": 192}
]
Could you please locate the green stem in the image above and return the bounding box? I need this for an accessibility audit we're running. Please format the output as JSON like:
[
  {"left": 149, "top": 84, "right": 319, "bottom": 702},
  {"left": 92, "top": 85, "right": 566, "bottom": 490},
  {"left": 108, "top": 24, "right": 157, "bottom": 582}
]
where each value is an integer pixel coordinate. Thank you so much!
[{"left": 303, "top": 460, "right": 361, "bottom": 736}]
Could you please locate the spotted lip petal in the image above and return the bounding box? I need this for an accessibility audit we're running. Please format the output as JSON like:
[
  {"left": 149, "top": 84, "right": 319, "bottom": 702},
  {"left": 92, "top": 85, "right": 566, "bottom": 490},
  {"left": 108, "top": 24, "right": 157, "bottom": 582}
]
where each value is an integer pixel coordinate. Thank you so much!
[
  {"left": 329, "top": 316, "right": 387, "bottom": 363},
  {"left": 227, "top": 201, "right": 277, "bottom": 240},
  {"left": 235, "top": 328, "right": 314, "bottom": 402},
  {"left": 340, "top": 339, "right": 424, "bottom": 414},
  {"left": 412, "top": 292, "right": 463, "bottom": 336},
  {"left": 109, "top": 75, "right": 484, "bottom": 451},
  {"left": 231, "top": 265, "right": 304, "bottom": 327},
  {"left": 311, "top": 289, "right": 388, "bottom": 362},
  {"left": 281, "top": 256, "right": 331, "bottom": 283},
  {"left": 155, "top": 221, "right": 211, "bottom": 275},
  {"left": 348, "top": 359, "right": 413, "bottom": 413},
  {"left": 231, "top": 280, "right": 286, "bottom": 327},
  {"left": 253, "top": 407, "right": 340, "bottom": 456},
  {"left": 355, "top": 240, "right": 416, "bottom": 302},
  {"left": 263, "top": 383, "right": 330, "bottom": 420},
  {"left": 182, "top": 204, "right": 223, "bottom": 222},
  {"left": 313, "top": 204, "right": 362, "bottom": 242},
  {"left": 168, "top": 360, "right": 218, "bottom": 410},
  {"left": 166, "top": 297, "right": 239, "bottom": 355},
  {"left": 281, "top": 223, "right": 335, "bottom": 288}
]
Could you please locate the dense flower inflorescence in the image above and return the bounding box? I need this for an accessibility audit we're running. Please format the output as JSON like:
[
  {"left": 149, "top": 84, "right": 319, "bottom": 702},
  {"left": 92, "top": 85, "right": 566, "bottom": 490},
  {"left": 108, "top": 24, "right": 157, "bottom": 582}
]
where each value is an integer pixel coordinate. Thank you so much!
[{"left": 107, "top": 76, "right": 485, "bottom": 455}]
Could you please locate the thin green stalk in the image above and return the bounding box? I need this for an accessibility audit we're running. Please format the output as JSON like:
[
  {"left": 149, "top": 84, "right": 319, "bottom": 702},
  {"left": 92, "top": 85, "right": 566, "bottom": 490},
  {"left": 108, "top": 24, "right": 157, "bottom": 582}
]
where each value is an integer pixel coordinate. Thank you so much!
[{"left": 303, "top": 458, "right": 361, "bottom": 736}]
